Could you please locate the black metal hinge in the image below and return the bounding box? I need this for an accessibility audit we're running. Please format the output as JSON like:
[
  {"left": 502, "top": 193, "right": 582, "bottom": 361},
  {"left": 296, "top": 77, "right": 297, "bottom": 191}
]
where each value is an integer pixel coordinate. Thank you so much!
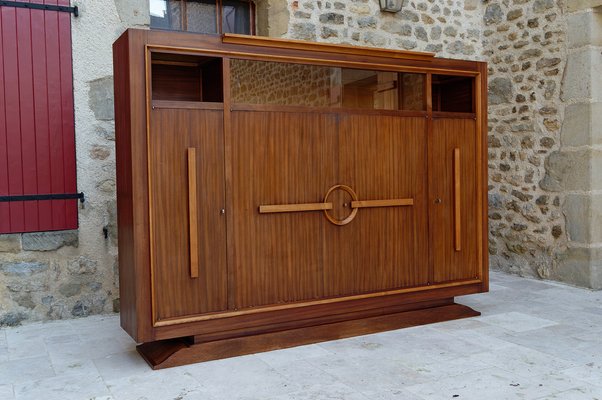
[
  {"left": 0, "top": 1, "right": 79, "bottom": 17},
  {"left": 0, "top": 192, "right": 85, "bottom": 205}
]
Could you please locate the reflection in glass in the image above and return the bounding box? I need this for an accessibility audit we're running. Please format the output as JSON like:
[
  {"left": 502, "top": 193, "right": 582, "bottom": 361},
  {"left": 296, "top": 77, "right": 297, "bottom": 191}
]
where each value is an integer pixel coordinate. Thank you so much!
[
  {"left": 231, "top": 59, "right": 425, "bottom": 111},
  {"left": 150, "top": 0, "right": 182, "bottom": 30},
  {"left": 231, "top": 59, "right": 341, "bottom": 107},
  {"left": 186, "top": 0, "right": 218, "bottom": 34},
  {"left": 222, "top": 0, "right": 252, "bottom": 34}
]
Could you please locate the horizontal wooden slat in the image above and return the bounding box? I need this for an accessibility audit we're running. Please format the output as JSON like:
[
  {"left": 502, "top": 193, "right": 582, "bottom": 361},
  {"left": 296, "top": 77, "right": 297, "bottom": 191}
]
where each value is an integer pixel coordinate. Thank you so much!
[
  {"left": 351, "top": 198, "right": 414, "bottom": 208},
  {"left": 259, "top": 202, "right": 333, "bottom": 214},
  {"left": 222, "top": 33, "right": 435, "bottom": 62}
]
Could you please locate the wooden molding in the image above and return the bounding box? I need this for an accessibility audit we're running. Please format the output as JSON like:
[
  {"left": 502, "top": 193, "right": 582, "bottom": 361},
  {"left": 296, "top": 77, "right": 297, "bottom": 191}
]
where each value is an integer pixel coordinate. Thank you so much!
[{"left": 222, "top": 33, "right": 436, "bottom": 62}]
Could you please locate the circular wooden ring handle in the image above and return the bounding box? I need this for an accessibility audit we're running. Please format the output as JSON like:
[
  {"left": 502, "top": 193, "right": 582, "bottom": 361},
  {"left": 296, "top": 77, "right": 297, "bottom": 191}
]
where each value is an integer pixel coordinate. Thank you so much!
[{"left": 323, "top": 184, "right": 359, "bottom": 226}]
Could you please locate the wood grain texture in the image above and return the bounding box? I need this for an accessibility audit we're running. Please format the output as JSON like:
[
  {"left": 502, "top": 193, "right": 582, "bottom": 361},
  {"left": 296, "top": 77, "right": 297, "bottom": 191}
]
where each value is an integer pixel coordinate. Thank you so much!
[
  {"left": 187, "top": 148, "right": 199, "bottom": 279},
  {"left": 113, "top": 30, "right": 488, "bottom": 350},
  {"left": 149, "top": 108, "right": 227, "bottom": 321},
  {"left": 325, "top": 115, "right": 429, "bottom": 297},
  {"left": 138, "top": 301, "right": 480, "bottom": 369},
  {"left": 429, "top": 118, "right": 478, "bottom": 283},
  {"left": 230, "top": 111, "right": 337, "bottom": 308}
]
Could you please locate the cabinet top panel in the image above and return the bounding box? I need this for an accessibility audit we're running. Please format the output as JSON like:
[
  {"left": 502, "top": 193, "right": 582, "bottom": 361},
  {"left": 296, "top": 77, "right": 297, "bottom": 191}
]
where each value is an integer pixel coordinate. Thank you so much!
[{"left": 117, "top": 29, "right": 484, "bottom": 75}]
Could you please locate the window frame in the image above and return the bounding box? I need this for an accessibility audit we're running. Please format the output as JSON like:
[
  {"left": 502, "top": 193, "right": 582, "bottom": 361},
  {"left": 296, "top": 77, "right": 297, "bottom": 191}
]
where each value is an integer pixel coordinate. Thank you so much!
[{"left": 151, "top": 0, "right": 256, "bottom": 35}]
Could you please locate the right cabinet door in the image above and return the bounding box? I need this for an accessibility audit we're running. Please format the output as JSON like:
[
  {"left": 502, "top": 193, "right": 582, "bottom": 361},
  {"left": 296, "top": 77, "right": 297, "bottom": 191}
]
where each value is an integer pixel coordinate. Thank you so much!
[{"left": 429, "top": 117, "right": 479, "bottom": 283}]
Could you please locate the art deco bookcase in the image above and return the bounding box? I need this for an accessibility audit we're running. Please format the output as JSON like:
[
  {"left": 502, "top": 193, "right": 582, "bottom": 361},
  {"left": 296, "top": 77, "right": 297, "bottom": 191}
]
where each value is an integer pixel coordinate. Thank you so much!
[{"left": 113, "top": 28, "right": 488, "bottom": 369}]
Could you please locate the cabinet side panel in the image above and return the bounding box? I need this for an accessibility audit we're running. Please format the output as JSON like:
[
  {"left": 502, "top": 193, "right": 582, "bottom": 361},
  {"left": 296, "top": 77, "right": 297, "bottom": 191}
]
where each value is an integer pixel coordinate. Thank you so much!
[{"left": 114, "top": 31, "right": 137, "bottom": 340}]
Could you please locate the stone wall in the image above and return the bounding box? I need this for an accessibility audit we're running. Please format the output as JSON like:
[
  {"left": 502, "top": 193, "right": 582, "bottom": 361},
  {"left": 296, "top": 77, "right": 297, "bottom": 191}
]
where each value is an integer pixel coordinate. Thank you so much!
[
  {"left": 483, "top": 0, "right": 569, "bottom": 280},
  {"left": 284, "top": 0, "right": 484, "bottom": 59},
  {"left": 0, "top": 0, "right": 150, "bottom": 327},
  {"left": 484, "top": 0, "right": 602, "bottom": 289}
]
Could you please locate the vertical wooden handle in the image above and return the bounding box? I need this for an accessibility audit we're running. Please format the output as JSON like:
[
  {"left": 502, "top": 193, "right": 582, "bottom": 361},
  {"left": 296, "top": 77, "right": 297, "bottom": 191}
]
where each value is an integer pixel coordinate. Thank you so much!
[
  {"left": 188, "top": 148, "right": 199, "bottom": 279},
  {"left": 453, "top": 148, "right": 461, "bottom": 252}
]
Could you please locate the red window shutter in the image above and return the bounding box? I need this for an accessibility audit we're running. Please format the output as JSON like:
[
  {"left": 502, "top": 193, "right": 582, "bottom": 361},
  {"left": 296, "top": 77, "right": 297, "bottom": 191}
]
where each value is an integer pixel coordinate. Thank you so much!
[{"left": 0, "top": 0, "right": 78, "bottom": 234}]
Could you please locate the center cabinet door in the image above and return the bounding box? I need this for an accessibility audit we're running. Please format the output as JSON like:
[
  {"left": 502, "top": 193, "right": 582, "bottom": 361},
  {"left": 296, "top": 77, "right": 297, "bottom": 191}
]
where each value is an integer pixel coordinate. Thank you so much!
[
  {"left": 324, "top": 115, "right": 429, "bottom": 296},
  {"left": 230, "top": 111, "right": 338, "bottom": 308},
  {"left": 230, "top": 111, "right": 429, "bottom": 309},
  {"left": 149, "top": 108, "right": 227, "bottom": 322}
]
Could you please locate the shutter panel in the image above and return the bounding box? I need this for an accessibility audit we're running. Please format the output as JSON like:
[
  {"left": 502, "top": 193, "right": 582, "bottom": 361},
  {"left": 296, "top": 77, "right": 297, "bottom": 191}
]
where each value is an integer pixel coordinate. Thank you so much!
[{"left": 0, "top": 0, "right": 78, "bottom": 233}]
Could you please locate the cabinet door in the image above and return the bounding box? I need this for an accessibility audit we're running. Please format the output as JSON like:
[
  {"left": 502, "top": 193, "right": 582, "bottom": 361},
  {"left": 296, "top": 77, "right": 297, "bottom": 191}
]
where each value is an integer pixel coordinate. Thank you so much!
[
  {"left": 149, "top": 108, "right": 227, "bottom": 321},
  {"left": 323, "top": 115, "right": 429, "bottom": 296},
  {"left": 230, "top": 111, "right": 338, "bottom": 309},
  {"left": 429, "top": 118, "right": 479, "bottom": 283}
]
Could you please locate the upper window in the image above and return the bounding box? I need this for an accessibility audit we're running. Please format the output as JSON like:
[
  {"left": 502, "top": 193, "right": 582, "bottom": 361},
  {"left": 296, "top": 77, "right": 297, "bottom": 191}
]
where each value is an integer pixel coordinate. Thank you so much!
[{"left": 150, "top": 0, "right": 255, "bottom": 35}]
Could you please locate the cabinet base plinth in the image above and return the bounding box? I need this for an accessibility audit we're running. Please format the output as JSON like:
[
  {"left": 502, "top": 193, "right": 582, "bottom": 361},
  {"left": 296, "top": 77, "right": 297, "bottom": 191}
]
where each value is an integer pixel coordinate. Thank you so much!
[{"left": 137, "top": 301, "right": 480, "bottom": 369}]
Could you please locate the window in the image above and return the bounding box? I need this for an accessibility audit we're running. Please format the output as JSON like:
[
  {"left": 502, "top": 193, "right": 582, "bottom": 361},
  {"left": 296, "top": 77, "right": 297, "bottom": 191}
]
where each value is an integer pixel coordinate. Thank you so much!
[{"left": 150, "top": 0, "right": 255, "bottom": 35}]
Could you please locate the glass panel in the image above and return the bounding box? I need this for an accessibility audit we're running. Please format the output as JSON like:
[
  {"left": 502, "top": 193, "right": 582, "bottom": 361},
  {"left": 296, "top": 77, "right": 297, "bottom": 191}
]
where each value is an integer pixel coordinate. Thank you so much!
[
  {"left": 400, "top": 73, "right": 425, "bottom": 111},
  {"left": 222, "top": 0, "right": 252, "bottom": 34},
  {"left": 432, "top": 75, "right": 474, "bottom": 113},
  {"left": 341, "top": 70, "right": 425, "bottom": 110},
  {"left": 341, "top": 69, "right": 398, "bottom": 110},
  {"left": 150, "top": 0, "right": 182, "bottom": 30},
  {"left": 231, "top": 59, "right": 341, "bottom": 107},
  {"left": 186, "top": 0, "right": 218, "bottom": 33}
]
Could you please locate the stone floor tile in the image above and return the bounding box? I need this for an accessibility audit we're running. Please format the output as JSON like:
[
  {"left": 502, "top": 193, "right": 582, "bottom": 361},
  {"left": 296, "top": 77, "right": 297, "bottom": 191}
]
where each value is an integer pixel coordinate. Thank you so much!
[
  {"left": 405, "top": 367, "right": 569, "bottom": 400},
  {"left": 255, "top": 343, "right": 332, "bottom": 367},
  {"left": 0, "top": 356, "right": 55, "bottom": 385},
  {"left": 14, "top": 374, "right": 109, "bottom": 400},
  {"left": 0, "top": 384, "right": 14, "bottom": 399},
  {"left": 267, "top": 381, "right": 369, "bottom": 400},
  {"left": 469, "top": 344, "right": 578, "bottom": 378},
  {"left": 533, "top": 385, "right": 602, "bottom": 399},
  {"left": 560, "top": 363, "right": 602, "bottom": 389},
  {"left": 106, "top": 368, "right": 212, "bottom": 400},
  {"left": 93, "top": 350, "right": 151, "bottom": 382},
  {"left": 478, "top": 311, "right": 558, "bottom": 332},
  {"left": 183, "top": 355, "right": 300, "bottom": 399},
  {"left": 1, "top": 270, "right": 601, "bottom": 399}
]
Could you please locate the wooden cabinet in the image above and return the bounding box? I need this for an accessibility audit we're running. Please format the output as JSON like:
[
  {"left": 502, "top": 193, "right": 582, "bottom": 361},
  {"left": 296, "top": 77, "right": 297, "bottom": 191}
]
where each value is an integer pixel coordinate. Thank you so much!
[{"left": 113, "top": 29, "right": 488, "bottom": 369}]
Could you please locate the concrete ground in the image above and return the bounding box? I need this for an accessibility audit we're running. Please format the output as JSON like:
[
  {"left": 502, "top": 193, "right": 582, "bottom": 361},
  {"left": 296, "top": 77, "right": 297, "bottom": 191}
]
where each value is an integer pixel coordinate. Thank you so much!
[{"left": 1, "top": 271, "right": 602, "bottom": 400}]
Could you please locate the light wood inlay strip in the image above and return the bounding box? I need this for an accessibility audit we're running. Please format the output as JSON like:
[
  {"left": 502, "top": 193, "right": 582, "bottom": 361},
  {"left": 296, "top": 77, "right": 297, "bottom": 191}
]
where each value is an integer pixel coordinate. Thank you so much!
[
  {"left": 259, "top": 203, "right": 333, "bottom": 214},
  {"left": 351, "top": 198, "right": 414, "bottom": 209},
  {"left": 188, "top": 148, "right": 199, "bottom": 279},
  {"left": 153, "top": 279, "right": 482, "bottom": 326},
  {"left": 454, "top": 148, "right": 462, "bottom": 252}
]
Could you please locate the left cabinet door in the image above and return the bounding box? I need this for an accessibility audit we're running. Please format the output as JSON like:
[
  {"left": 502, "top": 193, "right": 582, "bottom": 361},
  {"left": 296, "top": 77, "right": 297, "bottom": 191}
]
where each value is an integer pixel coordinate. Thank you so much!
[{"left": 149, "top": 108, "right": 227, "bottom": 322}]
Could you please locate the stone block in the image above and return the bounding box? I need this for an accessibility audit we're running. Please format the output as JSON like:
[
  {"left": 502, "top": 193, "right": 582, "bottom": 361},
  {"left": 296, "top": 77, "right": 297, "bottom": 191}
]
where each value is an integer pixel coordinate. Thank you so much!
[
  {"left": 567, "top": 10, "right": 602, "bottom": 48},
  {"left": 540, "top": 149, "right": 590, "bottom": 191},
  {"left": 114, "top": 0, "right": 150, "bottom": 27},
  {"left": 0, "top": 312, "right": 27, "bottom": 327},
  {"left": 88, "top": 76, "right": 114, "bottom": 121},
  {"left": 0, "top": 261, "right": 48, "bottom": 276},
  {"left": 590, "top": 194, "right": 602, "bottom": 243},
  {"left": 561, "top": 49, "right": 602, "bottom": 102},
  {"left": 22, "top": 230, "right": 78, "bottom": 251},
  {"left": 565, "top": 0, "right": 602, "bottom": 12},
  {"left": 561, "top": 102, "right": 602, "bottom": 147},
  {"left": 0, "top": 234, "right": 21, "bottom": 253},
  {"left": 563, "top": 194, "right": 590, "bottom": 243},
  {"left": 555, "top": 247, "right": 595, "bottom": 288},
  {"left": 489, "top": 77, "right": 513, "bottom": 105}
]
